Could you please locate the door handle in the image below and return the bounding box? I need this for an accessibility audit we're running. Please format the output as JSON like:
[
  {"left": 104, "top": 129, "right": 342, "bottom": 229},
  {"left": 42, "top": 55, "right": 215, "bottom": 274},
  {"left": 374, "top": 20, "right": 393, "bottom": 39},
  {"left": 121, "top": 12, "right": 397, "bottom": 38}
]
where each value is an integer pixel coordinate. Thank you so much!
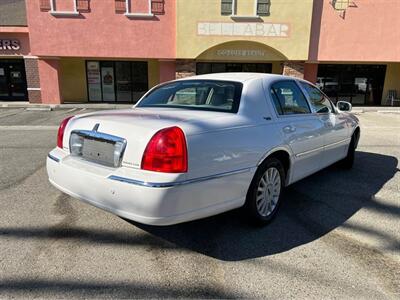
[{"left": 283, "top": 125, "right": 296, "bottom": 134}]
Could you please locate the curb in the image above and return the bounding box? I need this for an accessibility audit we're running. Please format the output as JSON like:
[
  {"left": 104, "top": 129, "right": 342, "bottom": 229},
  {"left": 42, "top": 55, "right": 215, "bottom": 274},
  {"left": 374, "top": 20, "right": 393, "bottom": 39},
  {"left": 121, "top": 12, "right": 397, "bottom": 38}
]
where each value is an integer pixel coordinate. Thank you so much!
[{"left": 0, "top": 102, "right": 133, "bottom": 110}]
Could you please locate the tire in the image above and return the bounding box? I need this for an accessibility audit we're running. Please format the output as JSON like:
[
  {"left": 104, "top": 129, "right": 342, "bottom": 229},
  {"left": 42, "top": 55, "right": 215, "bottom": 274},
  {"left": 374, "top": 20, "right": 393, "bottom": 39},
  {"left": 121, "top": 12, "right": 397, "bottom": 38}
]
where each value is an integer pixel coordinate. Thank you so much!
[
  {"left": 340, "top": 135, "right": 356, "bottom": 169},
  {"left": 244, "top": 157, "right": 285, "bottom": 225}
]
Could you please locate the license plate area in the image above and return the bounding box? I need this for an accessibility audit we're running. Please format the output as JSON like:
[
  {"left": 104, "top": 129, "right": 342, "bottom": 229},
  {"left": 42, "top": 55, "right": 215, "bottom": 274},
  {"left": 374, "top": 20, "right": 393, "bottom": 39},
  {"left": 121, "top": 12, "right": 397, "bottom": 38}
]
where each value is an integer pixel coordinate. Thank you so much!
[{"left": 69, "top": 130, "right": 127, "bottom": 168}]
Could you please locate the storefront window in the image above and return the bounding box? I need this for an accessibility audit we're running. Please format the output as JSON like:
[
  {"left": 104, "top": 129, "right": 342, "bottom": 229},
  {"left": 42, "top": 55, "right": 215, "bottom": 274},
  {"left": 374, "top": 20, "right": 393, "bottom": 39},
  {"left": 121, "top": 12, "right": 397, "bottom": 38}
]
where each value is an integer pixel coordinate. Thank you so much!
[
  {"left": 86, "top": 61, "right": 148, "bottom": 103},
  {"left": 317, "top": 64, "right": 386, "bottom": 106}
]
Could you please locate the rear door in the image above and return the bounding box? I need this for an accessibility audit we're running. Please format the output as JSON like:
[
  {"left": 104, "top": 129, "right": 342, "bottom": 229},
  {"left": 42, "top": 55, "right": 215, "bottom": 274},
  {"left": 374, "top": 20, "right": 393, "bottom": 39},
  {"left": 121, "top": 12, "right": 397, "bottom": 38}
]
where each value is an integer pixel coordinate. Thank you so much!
[
  {"left": 299, "top": 82, "right": 349, "bottom": 167},
  {"left": 269, "top": 80, "right": 325, "bottom": 182}
]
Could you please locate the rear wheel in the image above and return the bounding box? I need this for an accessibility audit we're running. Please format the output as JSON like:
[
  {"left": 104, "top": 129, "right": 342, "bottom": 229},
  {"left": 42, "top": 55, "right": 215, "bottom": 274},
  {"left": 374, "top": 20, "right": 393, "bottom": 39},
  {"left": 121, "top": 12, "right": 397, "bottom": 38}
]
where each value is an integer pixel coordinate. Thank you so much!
[{"left": 245, "top": 158, "right": 285, "bottom": 225}]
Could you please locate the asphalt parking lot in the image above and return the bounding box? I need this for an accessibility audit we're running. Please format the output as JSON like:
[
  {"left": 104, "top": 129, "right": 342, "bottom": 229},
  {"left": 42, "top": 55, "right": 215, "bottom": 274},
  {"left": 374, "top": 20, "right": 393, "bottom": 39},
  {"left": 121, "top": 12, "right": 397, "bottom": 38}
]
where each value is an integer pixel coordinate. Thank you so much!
[{"left": 0, "top": 108, "right": 399, "bottom": 299}]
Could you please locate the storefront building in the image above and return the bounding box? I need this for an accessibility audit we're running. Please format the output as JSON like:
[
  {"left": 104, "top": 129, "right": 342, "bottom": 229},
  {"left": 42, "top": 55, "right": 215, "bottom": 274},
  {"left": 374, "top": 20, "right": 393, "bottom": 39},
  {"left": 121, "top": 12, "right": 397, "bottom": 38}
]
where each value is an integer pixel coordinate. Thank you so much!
[
  {"left": 1, "top": 0, "right": 399, "bottom": 106},
  {"left": 0, "top": 0, "right": 30, "bottom": 101},
  {"left": 24, "top": 0, "right": 176, "bottom": 104},
  {"left": 176, "top": 0, "right": 316, "bottom": 81},
  {"left": 308, "top": 0, "right": 400, "bottom": 106}
]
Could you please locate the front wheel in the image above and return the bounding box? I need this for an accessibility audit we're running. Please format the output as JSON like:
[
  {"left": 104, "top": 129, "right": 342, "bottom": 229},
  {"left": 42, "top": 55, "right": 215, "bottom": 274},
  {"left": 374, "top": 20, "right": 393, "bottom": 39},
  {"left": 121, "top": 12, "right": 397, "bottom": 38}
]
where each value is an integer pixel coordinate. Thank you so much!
[
  {"left": 244, "top": 158, "right": 285, "bottom": 225},
  {"left": 340, "top": 135, "right": 356, "bottom": 169}
]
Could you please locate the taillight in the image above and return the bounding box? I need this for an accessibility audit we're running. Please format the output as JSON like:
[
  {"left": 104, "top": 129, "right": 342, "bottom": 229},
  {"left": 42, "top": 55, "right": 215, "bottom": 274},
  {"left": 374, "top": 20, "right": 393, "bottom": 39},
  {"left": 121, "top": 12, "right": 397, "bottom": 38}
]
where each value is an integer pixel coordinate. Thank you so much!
[
  {"left": 141, "top": 126, "right": 188, "bottom": 173},
  {"left": 57, "top": 116, "right": 74, "bottom": 149}
]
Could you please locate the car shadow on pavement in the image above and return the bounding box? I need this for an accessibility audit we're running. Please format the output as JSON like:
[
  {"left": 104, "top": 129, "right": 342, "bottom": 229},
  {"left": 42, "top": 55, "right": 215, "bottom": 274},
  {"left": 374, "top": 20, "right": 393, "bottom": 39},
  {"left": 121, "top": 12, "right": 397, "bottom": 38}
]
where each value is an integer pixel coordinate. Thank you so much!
[{"left": 131, "top": 151, "right": 399, "bottom": 261}]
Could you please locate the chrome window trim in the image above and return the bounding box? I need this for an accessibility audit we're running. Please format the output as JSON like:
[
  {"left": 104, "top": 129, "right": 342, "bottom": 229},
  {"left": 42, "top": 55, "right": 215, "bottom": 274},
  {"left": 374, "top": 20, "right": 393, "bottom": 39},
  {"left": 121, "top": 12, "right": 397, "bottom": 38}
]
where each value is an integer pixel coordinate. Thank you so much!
[{"left": 108, "top": 167, "right": 252, "bottom": 188}]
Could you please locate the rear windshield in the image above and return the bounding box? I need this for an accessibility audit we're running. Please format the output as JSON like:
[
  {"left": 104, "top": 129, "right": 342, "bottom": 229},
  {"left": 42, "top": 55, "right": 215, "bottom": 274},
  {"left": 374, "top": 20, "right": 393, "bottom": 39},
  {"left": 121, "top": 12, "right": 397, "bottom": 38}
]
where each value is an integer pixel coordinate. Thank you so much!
[{"left": 137, "top": 80, "right": 243, "bottom": 113}]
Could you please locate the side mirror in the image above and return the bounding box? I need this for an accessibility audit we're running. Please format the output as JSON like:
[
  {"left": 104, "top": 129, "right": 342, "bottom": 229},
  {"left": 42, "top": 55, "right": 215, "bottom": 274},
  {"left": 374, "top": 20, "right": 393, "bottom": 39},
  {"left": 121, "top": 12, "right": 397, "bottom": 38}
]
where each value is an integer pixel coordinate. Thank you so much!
[{"left": 337, "top": 101, "right": 352, "bottom": 112}]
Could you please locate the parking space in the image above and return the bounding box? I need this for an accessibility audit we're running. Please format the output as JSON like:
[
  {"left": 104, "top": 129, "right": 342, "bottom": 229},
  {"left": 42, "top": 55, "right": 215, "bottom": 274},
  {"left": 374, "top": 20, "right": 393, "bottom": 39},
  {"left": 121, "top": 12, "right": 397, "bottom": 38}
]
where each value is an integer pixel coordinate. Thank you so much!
[{"left": 0, "top": 109, "right": 399, "bottom": 298}]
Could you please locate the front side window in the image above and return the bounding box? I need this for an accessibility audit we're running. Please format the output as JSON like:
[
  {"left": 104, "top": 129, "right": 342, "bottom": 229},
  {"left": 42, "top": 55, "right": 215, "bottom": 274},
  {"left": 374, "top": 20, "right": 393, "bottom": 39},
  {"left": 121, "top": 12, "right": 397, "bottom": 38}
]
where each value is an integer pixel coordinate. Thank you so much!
[
  {"left": 300, "top": 82, "right": 334, "bottom": 114},
  {"left": 138, "top": 80, "right": 243, "bottom": 113},
  {"left": 270, "top": 81, "right": 311, "bottom": 115}
]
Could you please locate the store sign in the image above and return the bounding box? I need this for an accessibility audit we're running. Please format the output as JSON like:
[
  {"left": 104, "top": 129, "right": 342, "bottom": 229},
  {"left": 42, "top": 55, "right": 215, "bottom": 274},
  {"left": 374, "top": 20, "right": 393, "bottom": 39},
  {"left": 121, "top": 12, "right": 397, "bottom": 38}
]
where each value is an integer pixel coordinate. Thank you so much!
[
  {"left": 216, "top": 49, "right": 266, "bottom": 57},
  {"left": 198, "top": 22, "right": 289, "bottom": 37},
  {"left": 0, "top": 39, "right": 20, "bottom": 50}
]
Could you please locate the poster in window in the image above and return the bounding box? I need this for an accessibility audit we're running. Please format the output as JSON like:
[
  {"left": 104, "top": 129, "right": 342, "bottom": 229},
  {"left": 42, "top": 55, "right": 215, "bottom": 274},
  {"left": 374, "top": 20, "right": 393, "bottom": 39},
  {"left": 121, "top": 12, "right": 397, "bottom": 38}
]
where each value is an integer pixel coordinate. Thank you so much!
[
  {"left": 87, "top": 61, "right": 102, "bottom": 101},
  {"left": 101, "top": 67, "right": 115, "bottom": 101}
]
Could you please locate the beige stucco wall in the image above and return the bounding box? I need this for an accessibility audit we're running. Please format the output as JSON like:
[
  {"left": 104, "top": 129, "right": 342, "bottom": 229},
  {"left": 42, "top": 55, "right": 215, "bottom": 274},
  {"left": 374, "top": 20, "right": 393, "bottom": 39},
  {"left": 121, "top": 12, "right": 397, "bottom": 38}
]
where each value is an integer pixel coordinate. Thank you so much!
[
  {"left": 60, "top": 58, "right": 87, "bottom": 102},
  {"left": 177, "top": 0, "right": 314, "bottom": 60}
]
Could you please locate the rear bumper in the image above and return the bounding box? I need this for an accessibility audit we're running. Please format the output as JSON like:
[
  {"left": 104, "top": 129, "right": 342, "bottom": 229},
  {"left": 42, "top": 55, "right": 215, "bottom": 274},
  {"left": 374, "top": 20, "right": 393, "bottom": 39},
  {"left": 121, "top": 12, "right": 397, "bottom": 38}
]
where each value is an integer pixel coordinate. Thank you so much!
[{"left": 47, "top": 149, "right": 253, "bottom": 225}]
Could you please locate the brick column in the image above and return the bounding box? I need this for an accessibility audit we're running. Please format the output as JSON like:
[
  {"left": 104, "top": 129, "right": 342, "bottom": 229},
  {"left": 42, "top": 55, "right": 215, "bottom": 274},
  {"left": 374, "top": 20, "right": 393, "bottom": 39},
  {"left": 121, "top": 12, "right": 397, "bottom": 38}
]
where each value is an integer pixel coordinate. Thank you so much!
[
  {"left": 282, "top": 62, "right": 305, "bottom": 79},
  {"left": 176, "top": 60, "right": 196, "bottom": 79},
  {"left": 304, "top": 63, "right": 318, "bottom": 84},
  {"left": 159, "top": 60, "right": 176, "bottom": 83},
  {"left": 24, "top": 56, "right": 42, "bottom": 103},
  {"left": 38, "top": 57, "right": 62, "bottom": 104}
]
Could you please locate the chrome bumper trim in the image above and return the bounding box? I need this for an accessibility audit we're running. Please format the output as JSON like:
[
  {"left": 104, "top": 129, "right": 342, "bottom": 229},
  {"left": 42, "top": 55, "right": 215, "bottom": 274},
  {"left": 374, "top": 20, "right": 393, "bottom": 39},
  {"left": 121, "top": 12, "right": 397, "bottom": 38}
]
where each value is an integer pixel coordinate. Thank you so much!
[
  {"left": 108, "top": 167, "right": 252, "bottom": 188},
  {"left": 47, "top": 153, "right": 60, "bottom": 163}
]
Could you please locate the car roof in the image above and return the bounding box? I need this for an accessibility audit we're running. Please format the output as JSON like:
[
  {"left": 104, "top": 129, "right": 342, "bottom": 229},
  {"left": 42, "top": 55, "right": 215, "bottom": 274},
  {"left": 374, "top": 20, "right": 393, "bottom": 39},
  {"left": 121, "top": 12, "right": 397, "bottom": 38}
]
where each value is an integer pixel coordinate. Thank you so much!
[{"left": 175, "top": 72, "right": 296, "bottom": 84}]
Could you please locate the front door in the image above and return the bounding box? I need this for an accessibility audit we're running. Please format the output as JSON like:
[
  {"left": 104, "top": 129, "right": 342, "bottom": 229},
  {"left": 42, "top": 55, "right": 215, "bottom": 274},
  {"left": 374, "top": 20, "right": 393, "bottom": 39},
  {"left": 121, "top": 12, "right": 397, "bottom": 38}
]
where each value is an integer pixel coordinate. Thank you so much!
[
  {"left": 269, "top": 80, "right": 325, "bottom": 182},
  {"left": 300, "top": 82, "right": 349, "bottom": 167},
  {"left": 0, "top": 60, "right": 27, "bottom": 101}
]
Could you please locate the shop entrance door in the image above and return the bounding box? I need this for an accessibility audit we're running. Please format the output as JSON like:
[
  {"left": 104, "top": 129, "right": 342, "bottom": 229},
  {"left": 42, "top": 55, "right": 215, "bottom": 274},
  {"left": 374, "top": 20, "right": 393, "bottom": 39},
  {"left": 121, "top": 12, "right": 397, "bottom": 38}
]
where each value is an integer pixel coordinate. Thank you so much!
[
  {"left": 87, "top": 60, "right": 149, "bottom": 103},
  {"left": 0, "top": 60, "right": 27, "bottom": 101}
]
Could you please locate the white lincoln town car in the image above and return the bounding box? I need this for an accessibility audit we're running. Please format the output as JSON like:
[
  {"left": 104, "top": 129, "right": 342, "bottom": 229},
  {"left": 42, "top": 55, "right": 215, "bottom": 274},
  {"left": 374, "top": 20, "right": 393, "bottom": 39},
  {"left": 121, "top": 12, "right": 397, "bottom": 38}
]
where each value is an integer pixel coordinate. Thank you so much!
[{"left": 47, "top": 73, "right": 360, "bottom": 226}]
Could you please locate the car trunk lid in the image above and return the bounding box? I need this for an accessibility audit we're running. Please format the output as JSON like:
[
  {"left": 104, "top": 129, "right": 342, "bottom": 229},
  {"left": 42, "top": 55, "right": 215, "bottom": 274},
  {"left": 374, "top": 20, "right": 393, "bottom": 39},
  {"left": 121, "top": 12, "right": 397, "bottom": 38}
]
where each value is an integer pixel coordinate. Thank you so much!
[{"left": 63, "top": 108, "right": 230, "bottom": 169}]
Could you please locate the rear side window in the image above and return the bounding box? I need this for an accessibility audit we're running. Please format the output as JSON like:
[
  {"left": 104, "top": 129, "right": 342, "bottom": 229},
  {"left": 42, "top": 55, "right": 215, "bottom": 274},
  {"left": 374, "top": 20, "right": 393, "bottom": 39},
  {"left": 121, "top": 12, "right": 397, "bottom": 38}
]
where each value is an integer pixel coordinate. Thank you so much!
[
  {"left": 300, "top": 82, "right": 334, "bottom": 114},
  {"left": 270, "top": 81, "right": 311, "bottom": 115},
  {"left": 138, "top": 80, "right": 243, "bottom": 113}
]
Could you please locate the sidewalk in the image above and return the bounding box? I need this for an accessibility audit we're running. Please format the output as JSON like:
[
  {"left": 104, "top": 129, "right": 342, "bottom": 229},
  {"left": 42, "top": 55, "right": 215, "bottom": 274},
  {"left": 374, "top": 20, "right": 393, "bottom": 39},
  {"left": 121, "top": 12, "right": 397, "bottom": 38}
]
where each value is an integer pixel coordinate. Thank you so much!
[
  {"left": 1, "top": 101, "right": 399, "bottom": 113},
  {"left": 0, "top": 102, "right": 132, "bottom": 110}
]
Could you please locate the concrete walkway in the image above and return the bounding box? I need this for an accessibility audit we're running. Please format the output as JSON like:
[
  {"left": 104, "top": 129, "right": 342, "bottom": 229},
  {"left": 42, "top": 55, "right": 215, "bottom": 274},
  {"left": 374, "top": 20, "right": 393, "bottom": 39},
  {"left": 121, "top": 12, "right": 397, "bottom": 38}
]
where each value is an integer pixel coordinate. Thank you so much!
[
  {"left": 1, "top": 101, "right": 399, "bottom": 113},
  {"left": 0, "top": 102, "right": 132, "bottom": 110}
]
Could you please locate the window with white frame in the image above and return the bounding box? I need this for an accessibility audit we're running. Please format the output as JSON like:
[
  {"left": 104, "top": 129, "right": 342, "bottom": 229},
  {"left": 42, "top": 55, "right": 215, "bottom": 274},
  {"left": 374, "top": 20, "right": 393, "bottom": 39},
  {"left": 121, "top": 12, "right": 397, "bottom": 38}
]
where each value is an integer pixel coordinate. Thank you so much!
[
  {"left": 221, "top": 0, "right": 271, "bottom": 18},
  {"left": 124, "top": 0, "right": 154, "bottom": 18},
  {"left": 49, "top": 0, "right": 79, "bottom": 16}
]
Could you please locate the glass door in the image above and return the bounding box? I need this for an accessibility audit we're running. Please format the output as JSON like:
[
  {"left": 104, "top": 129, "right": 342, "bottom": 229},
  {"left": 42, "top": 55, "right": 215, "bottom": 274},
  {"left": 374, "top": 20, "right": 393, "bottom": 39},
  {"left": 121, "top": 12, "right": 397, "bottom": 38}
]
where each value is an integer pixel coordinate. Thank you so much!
[
  {"left": 86, "top": 61, "right": 149, "bottom": 103},
  {"left": 0, "top": 62, "right": 8, "bottom": 98},
  {"left": 0, "top": 60, "right": 27, "bottom": 101},
  {"left": 116, "top": 62, "right": 132, "bottom": 102},
  {"left": 101, "top": 62, "right": 115, "bottom": 102},
  {"left": 131, "top": 62, "right": 148, "bottom": 102},
  {"left": 87, "top": 61, "right": 102, "bottom": 101},
  {"left": 8, "top": 63, "right": 27, "bottom": 98}
]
